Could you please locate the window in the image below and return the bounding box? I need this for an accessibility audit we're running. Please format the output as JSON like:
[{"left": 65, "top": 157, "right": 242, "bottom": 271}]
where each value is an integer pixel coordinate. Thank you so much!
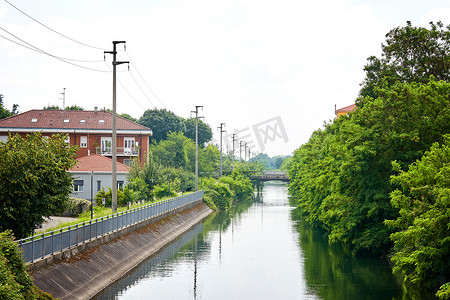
[
  {"left": 65, "top": 136, "right": 70, "bottom": 145},
  {"left": 117, "top": 181, "right": 124, "bottom": 190},
  {"left": 0, "top": 136, "right": 7, "bottom": 143},
  {"left": 80, "top": 136, "right": 87, "bottom": 148},
  {"left": 123, "top": 159, "right": 132, "bottom": 166},
  {"left": 124, "top": 137, "right": 135, "bottom": 154},
  {"left": 80, "top": 120, "right": 86, "bottom": 124},
  {"left": 98, "top": 120, "right": 105, "bottom": 124},
  {"left": 101, "top": 137, "right": 112, "bottom": 153},
  {"left": 64, "top": 119, "right": 69, "bottom": 123},
  {"left": 31, "top": 118, "right": 37, "bottom": 123},
  {"left": 73, "top": 180, "right": 84, "bottom": 192},
  {"left": 97, "top": 180, "right": 102, "bottom": 192}
]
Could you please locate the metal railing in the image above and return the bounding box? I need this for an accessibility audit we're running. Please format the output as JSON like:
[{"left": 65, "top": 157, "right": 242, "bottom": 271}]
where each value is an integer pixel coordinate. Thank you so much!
[
  {"left": 95, "top": 147, "right": 139, "bottom": 156},
  {"left": 18, "top": 191, "right": 204, "bottom": 263}
]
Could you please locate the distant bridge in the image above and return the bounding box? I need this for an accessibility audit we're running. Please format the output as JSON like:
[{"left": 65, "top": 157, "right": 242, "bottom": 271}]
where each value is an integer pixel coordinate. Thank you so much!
[{"left": 251, "top": 171, "right": 289, "bottom": 182}]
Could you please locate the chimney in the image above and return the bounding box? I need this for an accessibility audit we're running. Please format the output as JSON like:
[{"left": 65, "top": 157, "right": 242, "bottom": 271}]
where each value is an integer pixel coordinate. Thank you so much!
[{"left": 94, "top": 107, "right": 98, "bottom": 112}]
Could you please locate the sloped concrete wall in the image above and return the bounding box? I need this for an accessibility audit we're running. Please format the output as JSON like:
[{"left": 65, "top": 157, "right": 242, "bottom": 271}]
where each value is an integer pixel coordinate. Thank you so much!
[{"left": 31, "top": 202, "right": 213, "bottom": 300}]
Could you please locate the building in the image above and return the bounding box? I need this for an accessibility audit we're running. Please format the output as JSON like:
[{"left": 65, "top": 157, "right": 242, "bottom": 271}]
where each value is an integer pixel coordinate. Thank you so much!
[
  {"left": 0, "top": 108, "right": 152, "bottom": 166},
  {"left": 335, "top": 104, "right": 356, "bottom": 117},
  {"left": 68, "top": 154, "right": 129, "bottom": 200}
]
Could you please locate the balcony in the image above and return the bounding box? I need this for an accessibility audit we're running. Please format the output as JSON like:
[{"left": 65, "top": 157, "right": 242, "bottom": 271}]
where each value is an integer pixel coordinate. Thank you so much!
[{"left": 96, "top": 147, "right": 139, "bottom": 157}]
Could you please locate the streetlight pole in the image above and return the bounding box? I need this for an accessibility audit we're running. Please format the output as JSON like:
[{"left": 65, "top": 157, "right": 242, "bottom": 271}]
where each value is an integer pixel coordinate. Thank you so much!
[
  {"left": 90, "top": 171, "right": 94, "bottom": 219},
  {"left": 104, "top": 41, "right": 129, "bottom": 213},
  {"left": 151, "top": 178, "right": 154, "bottom": 202},
  {"left": 191, "top": 106, "right": 203, "bottom": 191},
  {"left": 218, "top": 123, "right": 225, "bottom": 177}
]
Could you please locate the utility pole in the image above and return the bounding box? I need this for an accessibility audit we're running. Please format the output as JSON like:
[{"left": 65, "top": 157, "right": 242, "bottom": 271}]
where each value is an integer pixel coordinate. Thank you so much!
[
  {"left": 191, "top": 106, "right": 203, "bottom": 191},
  {"left": 244, "top": 142, "right": 248, "bottom": 162},
  {"left": 104, "top": 41, "right": 129, "bottom": 213},
  {"left": 239, "top": 141, "right": 243, "bottom": 162},
  {"left": 231, "top": 133, "right": 237, "bottom": 171},
  {"left": 59, "top": 88, "right": 66, "bottom": 109},
  {"left": 218, "top": 123, "right": 225, "bottom": 177}
]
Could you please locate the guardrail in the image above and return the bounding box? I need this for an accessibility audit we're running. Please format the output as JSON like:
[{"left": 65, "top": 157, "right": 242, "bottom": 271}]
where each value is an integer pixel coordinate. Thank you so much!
[{"left": 17, "top": 191, "right": 204, "bottom": 263}]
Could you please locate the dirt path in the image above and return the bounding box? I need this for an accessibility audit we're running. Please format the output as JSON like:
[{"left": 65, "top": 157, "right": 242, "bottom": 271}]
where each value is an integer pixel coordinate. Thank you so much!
[{"left": 35, "top": 216, "right": 77, "bottom": 234}]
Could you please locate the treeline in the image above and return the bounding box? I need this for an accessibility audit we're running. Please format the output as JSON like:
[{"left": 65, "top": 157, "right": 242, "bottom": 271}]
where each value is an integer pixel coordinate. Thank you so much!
[
  {"left": 288, "top": 21, "right": 450, "bottom": 298},
  {"left": 250, "top": 153, "right": 291, "bottom": 170},
  {"left": 121, "top": 129, "right": 261, "bottom": 211}
]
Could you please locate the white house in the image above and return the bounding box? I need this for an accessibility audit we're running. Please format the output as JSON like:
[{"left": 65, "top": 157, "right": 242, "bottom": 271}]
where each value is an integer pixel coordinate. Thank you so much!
[{"left": 68, "top": 154, "right": 130, "bottom": 200}]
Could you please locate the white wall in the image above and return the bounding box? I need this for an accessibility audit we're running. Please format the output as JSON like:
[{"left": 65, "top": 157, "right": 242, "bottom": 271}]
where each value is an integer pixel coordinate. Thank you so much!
[{"left": 69, "top": 172, "right": 128, "bottom": 201}]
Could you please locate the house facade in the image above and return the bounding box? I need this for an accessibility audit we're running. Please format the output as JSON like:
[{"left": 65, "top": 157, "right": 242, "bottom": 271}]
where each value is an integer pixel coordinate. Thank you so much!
[
  {"left": 335, "top": 103, "right": 356, "bottom": 117},
  {"left": 0, "top": 109, "right": 152, "bottom": 166},
  {"left": 68, "top": 155, "right": 129, "bottom": 200}
]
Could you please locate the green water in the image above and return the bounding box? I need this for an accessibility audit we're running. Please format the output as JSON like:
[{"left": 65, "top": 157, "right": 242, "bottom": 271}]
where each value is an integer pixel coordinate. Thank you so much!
[{"left": 94, "top": 182, "right": 434, "bottom": 300}]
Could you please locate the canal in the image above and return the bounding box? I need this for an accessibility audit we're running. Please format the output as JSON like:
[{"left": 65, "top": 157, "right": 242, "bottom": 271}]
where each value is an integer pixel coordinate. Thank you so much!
[{"left": 94, "top": 182, "right": 430, "bottom": 300}]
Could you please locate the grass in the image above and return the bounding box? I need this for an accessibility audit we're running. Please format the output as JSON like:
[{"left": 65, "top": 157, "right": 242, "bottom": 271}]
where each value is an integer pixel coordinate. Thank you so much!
[{"left": 34, "top": 196, "right": 179, "bottom": 237}]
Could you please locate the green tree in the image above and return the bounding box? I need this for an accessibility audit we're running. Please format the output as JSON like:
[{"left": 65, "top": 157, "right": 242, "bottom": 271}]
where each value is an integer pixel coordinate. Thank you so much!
[
  {"left": 183, "top": 118, "right": 213, "bottom": 147},
  {"left": 138, "top": 109, "right": 186, "bottom": 142},
  {"left": 359, "top": 21, "right": 450, "bottom": 100},
  {"left": 0, "top": 133, "right": 78, "bottom": 238},
  {"left": 65, "top": 105, "right": 84, "bottom": 110},
  {"left": 386, "top": 136, "right": 450, "bottom": 296},
  {"left": 150, "top": 131, "right": 195, "bottom": 170},
  {"left": 289, "top": 79, "right": 450, "bottom": 255},
  {"left": 0, "top": 94, "right": 17, "bottom": 119},
  {"left": 0, "top": 230, "right": 55, "bottom": 299}
]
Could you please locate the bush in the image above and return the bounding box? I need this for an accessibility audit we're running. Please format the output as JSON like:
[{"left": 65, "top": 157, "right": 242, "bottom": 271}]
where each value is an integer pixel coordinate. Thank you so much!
[
  {"left": 95, "top": 188, "right": 127, "bottom": 207},
  {"left": 0, "top": 230, "right": 55, "bottom": 299},
  {"left": 60, "top": 197, "right": 92, "bottom": 217},
  {"left": 202, "top": 178, "right": 233, "bottom": 210},
  {"left": 154, "top": 183, "right": 177, "bottom": 199}
]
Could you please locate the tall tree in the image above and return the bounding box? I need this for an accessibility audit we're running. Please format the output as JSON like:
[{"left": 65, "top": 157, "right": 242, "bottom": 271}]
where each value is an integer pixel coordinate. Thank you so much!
[
  {"left": 359, "top": 21, "right": 450, "bottom": 100},
  {"left": 138, "top": 109, "right": 186, "bottom": 143},
  {"left": 0, "top": 94, "right": 17, "bottom": 119},
  {"left": 386, "top": 136, "right": 450, "bottom": 296},
  {"left": 183, "top": 118, "right": 213, "bottom": 147},
  {"left": 0, "top": 133, "right": 78, "bottom": 238}
]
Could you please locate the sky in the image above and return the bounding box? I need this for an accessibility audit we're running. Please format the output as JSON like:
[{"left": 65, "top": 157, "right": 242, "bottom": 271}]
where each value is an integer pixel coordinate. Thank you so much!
[{"left": 1, "top": 0, "right": 449, "bottom": 156}]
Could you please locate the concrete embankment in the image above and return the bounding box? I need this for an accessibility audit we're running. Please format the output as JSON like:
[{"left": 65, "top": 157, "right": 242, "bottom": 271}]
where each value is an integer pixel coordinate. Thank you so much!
[{"left": 30, "top": 202, "right": 213, "bottom": 300}]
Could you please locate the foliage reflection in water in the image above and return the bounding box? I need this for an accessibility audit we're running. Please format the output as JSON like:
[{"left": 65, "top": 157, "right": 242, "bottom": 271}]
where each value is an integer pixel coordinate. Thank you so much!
[{"left": 93, "top": 182, "right": 432, "bottom": 300}]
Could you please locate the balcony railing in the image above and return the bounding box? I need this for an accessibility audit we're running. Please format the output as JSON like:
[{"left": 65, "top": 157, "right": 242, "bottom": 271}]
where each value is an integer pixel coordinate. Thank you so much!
[{"left": 96, "top": 147, "right": 139, "bottom": 156}]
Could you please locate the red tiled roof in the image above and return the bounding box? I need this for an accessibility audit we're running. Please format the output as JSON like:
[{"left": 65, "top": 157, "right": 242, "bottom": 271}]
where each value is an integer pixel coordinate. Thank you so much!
[
  {"left": 336, "top": 104, "right": 356, "bottom": 113},
  {"left": 0, "top": 109, "right": 151, "bottom": 132},
  {"left": 69, "top": 155, "right": 130, "bottom": 172}
]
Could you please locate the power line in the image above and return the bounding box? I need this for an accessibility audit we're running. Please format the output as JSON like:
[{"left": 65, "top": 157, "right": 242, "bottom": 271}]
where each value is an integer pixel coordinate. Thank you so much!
[
  {"left": 104, "top": 62, "right": 147, "bottom": 111},
  {"left": 0, "top": 26, "right": 110, "bottom": 72},
  {"left": 128, "top": 70, "right": 156, "bottom": 108},
  {"left": 4, "top": 0, "right": 107, "bottom": 51},
  {"left": 125, "top": 51, "right": 166, "bottom": 108}
]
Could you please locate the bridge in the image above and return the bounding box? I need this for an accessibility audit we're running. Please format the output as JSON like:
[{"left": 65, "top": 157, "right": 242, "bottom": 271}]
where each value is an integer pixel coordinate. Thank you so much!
[{"left": 251, "top": 171, "right": 289, "bottom": 182}]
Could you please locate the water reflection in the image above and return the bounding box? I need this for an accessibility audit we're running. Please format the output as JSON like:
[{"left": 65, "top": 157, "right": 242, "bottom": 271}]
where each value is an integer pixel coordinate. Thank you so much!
[
  {"left": 93, "top": 182, "right": 431, "bottom": 300},
  {"left": 291, "top": 206, "right": 434, "bottom": 300}
]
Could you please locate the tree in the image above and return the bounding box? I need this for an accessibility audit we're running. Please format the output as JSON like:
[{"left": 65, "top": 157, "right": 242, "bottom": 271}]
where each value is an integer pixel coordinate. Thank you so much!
[
  {"left": 65, "top": 105, "right": 83, "bottom": 110},
  {"left": 0, "top": 230, "right": 55, "bottom": 299},
  {"left": 359, "top": 21, "right": 450, "bottom": 100},
  {"left": 386, "top": 136, "right": 450, "bottom": 297},
  {"left": 0, "top": 94, "right": 17, "bottom": 119},
  {"left": 0, "top": 133, "right": 78, "bottom": 238},
  {"left": 183, "top": 118, "right": 213, "bottom": 147},
  {"left": 289, "top": 79, "right": 450, "bottom": 255},
  {"left": 138, "top": 109, "right": 186, "bottom": 142},
  {"left": 150, "top": 131, "right": 194, "bottom": 170}
]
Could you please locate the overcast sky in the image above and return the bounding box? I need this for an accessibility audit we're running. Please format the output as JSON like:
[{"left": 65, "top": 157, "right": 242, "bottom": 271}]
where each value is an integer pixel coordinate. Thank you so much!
[{"left": 1, "top": 0, "right": 449, "bottom": 156}]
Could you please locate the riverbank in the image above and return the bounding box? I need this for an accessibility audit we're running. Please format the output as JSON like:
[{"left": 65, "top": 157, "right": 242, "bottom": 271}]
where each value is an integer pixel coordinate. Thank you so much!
[{"left": 30, "top": 202, "right": 213, "bottom": 300}]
